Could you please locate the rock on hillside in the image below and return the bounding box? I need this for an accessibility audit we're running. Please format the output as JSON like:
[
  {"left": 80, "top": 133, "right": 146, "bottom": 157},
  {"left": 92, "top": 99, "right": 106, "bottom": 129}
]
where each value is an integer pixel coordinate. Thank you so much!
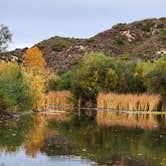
[{"left": 2, "top": 18, "right": 166, "bottom": 73}]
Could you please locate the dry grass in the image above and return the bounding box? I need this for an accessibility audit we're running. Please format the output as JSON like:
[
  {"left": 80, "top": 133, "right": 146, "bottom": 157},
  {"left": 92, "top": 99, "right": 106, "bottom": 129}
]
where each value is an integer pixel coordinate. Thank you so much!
[
  {"left": 45, "top": 91, "right": 73, "bottom": 111},
  {"left": 97, "top": 111, "right": 159, "bottom": 129},
  {"left": 97, "top": 92, "right": 161, "bottom": 112}
]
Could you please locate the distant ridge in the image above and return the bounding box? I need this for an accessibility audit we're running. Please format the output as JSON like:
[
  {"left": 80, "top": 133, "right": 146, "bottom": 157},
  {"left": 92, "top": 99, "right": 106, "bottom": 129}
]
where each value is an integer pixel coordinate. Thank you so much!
[{"left": 2, "top": 17, "right": 166, "bottom": 73}]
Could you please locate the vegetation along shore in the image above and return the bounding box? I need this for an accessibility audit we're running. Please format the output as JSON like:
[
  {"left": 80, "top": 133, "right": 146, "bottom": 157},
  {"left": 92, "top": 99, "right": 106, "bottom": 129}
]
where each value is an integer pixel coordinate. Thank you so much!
[{"left": 0, "top": 18, "right": 166, "bottom": 118}]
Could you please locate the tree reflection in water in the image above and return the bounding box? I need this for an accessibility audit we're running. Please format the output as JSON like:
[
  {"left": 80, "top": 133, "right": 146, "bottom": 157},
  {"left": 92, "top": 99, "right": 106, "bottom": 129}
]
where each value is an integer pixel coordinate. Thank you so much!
[{"left": 0, "top": 113, "right": 165, "bottom": 166}]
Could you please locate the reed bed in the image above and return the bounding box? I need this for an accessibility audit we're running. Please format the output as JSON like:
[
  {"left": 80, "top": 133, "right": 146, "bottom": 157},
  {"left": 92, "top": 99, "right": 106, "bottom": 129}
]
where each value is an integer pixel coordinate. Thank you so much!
[
  {"left": 97, "top": 111, "right": 159, "bottom": 129},
  {"left": 45, "top": 91, "right": 73, "bottom": 111},
  {"left": 97, "top": 92, "right": 161, "bottom": 112}
]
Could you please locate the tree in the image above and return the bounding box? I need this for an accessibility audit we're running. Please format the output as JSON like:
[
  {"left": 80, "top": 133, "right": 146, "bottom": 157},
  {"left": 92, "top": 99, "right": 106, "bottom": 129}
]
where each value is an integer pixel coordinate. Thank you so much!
[
  {"left": 0, "top": 62, "right": 32, "bottom": 112},
  {"left": 72, "top": 52, "right": 116, "bottom": 101},
  {"left": 23, "top": 47, "right": 47, "bottom": 111},
  {"left": 23, "top": 47, "right": 46, "bottom": 72},
  {"left": 0, "top": 25, "right": 12, "bottom": 53},
  {"left": 145, "top": 60, "right": 166, "bottom": 96}
]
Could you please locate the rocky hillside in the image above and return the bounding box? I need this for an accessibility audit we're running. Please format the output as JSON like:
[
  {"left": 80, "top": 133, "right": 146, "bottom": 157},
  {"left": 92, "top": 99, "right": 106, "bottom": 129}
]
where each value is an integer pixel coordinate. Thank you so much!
[{"left": 2, "top": 18, "right": 166, "bottom": 73}]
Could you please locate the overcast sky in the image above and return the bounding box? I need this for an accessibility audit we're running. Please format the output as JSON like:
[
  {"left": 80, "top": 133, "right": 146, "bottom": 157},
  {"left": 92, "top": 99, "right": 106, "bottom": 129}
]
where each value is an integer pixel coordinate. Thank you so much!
[{"left": 1, "top": 0, "right": 166, "bottom": 50}]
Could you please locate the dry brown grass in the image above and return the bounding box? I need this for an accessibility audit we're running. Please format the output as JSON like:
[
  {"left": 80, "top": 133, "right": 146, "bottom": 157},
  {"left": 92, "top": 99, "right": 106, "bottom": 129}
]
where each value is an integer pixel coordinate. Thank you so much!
[
  {"left": 97, "top": 92, "right": 161, "bottom": 112},
  {"left": 97, "top": 111, "right": 159, "bottom": 129},
  {"left": 45, "top": 91, "right": 73, "bottom": 111}
]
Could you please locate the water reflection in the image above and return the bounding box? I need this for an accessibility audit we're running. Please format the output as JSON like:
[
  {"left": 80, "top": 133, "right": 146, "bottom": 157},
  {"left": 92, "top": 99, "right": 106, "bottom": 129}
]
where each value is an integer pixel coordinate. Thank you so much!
[
  {"left": 0, "top": 113, "right": 166, "bottom": 166},
  {"left": 97, "top": 111, "right": 166, "bottom": 129}
]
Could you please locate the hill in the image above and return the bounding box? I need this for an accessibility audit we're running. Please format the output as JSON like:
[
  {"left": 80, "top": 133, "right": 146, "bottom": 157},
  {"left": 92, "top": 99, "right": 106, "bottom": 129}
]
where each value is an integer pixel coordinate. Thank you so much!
[{"left": 2, "top": 18, "right": 166, "bottom": 73}]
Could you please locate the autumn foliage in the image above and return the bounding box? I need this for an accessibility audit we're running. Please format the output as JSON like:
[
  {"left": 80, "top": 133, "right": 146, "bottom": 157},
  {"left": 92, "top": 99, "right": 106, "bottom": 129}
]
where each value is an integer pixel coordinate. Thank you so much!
[
  {"left": 23, "top": 47, "right": 46, "bottom": 71},
  {"left": 23, "top": 47, "right": 46, "bottom": 111}
]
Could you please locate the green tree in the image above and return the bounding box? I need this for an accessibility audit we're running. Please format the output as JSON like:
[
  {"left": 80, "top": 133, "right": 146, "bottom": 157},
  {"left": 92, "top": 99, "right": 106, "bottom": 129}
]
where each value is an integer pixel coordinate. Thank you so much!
[
  {"left": 0, "top": 62, "right": 32, "bottom": 112},
  {"left": 0, "top": 25, "right": 12, "bottom": 53},
  {"left": 72, "top": 52, "right": 116, "bottom": 101},
  {"left": 145, "top": 60, "right": 166, "bottom": 96}
]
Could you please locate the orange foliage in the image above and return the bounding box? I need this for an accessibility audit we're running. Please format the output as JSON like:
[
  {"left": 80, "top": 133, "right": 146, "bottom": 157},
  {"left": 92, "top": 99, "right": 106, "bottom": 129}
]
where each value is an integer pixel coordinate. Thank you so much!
[
  {"left": 22, "top": 47, "right": 47, "bottom": 111},
  {"left": 23, "top": 47, "right": 46, "bottom": 71}
]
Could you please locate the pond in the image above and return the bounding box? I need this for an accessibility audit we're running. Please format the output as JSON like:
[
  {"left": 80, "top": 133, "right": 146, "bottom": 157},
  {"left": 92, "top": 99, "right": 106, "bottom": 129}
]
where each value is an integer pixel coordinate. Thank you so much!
[{"left": 0, "top": 112, "right": 166, "bottom": 166}]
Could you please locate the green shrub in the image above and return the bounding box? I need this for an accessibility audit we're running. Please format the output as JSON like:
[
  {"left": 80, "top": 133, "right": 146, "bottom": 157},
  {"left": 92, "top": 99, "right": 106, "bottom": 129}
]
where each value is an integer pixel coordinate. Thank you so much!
[
  {"left": 116, "top": 37, "right": 124, "bottom": 45},
  {"left": 52, "top": 44, "right": 66, "bottom": 52},
  {"left": 52, "top": 37, "right": 74, "bottom": 52},
  {"left": 56, "top": 71, "right": 74, "bottom": 90},
  {"left": 136, "top": 22, "right": 155, "bottom": 32},
  {"left": 157, "top": 23, "right": 165, "bottom": 29},
  {"left": 160, "top": 30, "right": 166, "bottom": 41},
  {"left": 120, "top": 53, "right": 130, "bottom": 61},
  {"left": 0, "top": 62, "right": 32, "bottom": 112},
  {"left": 142, "top": 22, "right": 155, "bottom": 32},
  {"left": 85, "top": 38, "right": 95, "bottom": 43},
  {"left": 145, "top": 60, "right": 166, "bottom": 96},
  {"left": 46, "top": 77, "right": 59, "bottom": 91},
  {"left": 115, "top": 61, "right": 146, "bottom": 93}
]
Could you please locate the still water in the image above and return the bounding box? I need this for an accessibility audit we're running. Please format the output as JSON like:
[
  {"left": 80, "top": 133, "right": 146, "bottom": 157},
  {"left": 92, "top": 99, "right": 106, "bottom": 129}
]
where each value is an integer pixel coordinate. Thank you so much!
[{"left": 0, "top": 113, "right": 166, "bottom": 166}]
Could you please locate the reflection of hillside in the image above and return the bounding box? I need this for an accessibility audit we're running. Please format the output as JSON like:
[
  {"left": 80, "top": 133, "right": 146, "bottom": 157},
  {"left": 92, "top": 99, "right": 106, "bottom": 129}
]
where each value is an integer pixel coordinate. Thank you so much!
[{"left": 96, "top": 111, "right": 166, "bottom": 129}]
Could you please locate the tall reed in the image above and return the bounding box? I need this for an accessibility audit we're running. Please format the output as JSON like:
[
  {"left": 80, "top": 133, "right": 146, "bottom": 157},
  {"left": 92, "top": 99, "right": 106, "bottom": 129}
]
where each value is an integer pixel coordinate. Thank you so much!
[
  {"left": 45, "top": 91, "right": 73, "bottom": 111},
  {"left": 97, "top": 92, "right": 161, "bottom": 112}
]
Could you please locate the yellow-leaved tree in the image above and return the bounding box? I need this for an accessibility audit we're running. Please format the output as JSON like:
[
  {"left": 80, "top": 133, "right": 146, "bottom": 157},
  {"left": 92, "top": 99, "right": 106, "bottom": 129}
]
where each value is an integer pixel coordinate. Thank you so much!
[
  {"left": 23, "top": 47, "right": 46, "bottom": 72},
  {"left": 23, "top": 47, "right": 46, "bottom": 111}
]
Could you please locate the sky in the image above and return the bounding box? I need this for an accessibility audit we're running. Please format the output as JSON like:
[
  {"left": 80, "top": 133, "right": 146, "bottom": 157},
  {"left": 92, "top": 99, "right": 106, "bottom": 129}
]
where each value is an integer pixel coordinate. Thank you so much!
[{"left": 0, "top": 0, "right": 166, "bottom": 50}]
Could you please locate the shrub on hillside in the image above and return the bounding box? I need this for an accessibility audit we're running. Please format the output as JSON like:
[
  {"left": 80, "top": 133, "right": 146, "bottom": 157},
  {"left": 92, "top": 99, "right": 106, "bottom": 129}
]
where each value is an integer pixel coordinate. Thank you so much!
[
  {"left": 115, "top": 37, "right": 124, "bottom": 45},
  {"left": 160, "top": 30, "right": 166, "bottom": 41}
]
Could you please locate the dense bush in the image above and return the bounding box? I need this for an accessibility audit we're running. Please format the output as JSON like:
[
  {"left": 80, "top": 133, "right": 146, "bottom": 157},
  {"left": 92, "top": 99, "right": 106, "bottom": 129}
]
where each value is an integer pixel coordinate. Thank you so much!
[
  {"left": 115, "top": 37, "right": 124, "bottom": 45},
  {"left": 115, "top": 61, "right": 146, "bottom": 93},
  {"left": 85, "top": 38, "right": 95, "bottom": 43},
  {"left": 145, "top": 60, "right": 166, "bottom": 96},
  {"left": 160, "top": 30, "right": 166, "bottom": 41},
  {"left": 120, "top": 53, "right": 130, "bottom": 61},
  {"left": 136, "top": 22, "right": 155, "bottom": 32},
  {"left": 52, "top": 37, "right": 75, "bottom": 52},
  {"left": 47, "top": 71, "right": 74, "bottom": 91},
  {"left": 0, "top": 62, "right": 32, "bottom": 112},
  {"left": 52, "top": 52, "right": 166, "bottom": 104}
]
